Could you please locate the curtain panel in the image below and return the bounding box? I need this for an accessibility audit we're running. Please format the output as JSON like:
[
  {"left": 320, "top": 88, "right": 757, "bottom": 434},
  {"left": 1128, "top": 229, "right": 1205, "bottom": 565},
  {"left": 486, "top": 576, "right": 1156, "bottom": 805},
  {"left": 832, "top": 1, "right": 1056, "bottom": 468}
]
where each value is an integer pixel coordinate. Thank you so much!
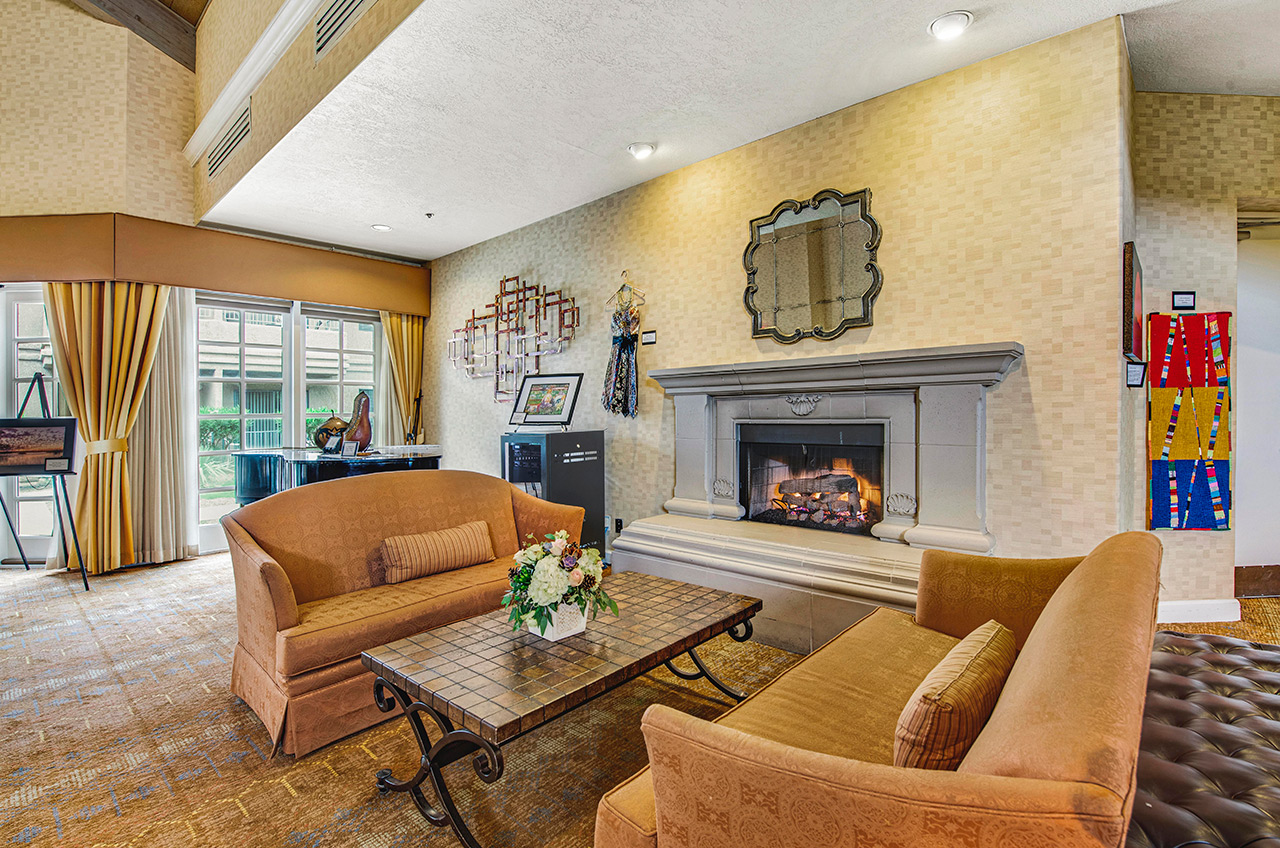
[
  {"left": 128, "top": 287, "right": 197, "bottom": 564},
  {"left": 380, "top": 311, "right": 426, "bottom": 443},
  {"left": 44, "top": 282, "right": 170, "bottom": 574}
]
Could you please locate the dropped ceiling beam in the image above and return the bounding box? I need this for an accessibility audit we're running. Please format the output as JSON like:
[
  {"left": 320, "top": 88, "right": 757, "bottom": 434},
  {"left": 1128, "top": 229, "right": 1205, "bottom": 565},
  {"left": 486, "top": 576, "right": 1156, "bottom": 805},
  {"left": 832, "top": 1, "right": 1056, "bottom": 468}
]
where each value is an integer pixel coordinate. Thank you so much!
[
  {"left": 0, "top": 214, "right": 430, "bottom": 317},
  {"left": 68, "top": 0, "right": 197, "bottom": 71}
]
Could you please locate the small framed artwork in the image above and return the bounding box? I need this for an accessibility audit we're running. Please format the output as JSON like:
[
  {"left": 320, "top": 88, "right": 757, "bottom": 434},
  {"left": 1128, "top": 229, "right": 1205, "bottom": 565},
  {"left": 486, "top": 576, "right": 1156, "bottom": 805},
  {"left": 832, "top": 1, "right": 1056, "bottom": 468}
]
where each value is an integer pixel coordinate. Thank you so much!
[
  {"left": 1122, "top": 242, "right": 1143, "bottom": 363},
  {"left": 0, "top": 418, "right": 77, "bottom": 477},
  {"left": 641, "top": 330, "right": 657, "bottom": 346},
  {"left": 509, "top": 373, "right": 584, "bottom": 426},
  {"left": 1172, "top": 291, "right": 1196, "bottom": 311},
  {"left": 340, "top": 440, "right": 359, "bottom": 457},
  {"left": 1126, "top": 361, "right": 1148, "bottom": 388}
]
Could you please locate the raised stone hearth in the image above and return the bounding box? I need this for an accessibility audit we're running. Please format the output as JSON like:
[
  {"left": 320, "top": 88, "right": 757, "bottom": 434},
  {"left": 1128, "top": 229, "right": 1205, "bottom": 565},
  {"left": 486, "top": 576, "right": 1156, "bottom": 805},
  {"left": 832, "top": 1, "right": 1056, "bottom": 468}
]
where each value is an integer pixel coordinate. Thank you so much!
[{"left": 611, "top": 342, "right": 1023, "bottom": 652}]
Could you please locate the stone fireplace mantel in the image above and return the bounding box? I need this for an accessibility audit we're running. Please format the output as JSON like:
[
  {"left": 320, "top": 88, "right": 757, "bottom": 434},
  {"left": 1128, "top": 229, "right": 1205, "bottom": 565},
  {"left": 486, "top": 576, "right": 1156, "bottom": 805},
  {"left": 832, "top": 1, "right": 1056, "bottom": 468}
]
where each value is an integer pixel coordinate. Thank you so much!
[{"left": 611, "top": 342, "right": 1024, "bottom": 652}]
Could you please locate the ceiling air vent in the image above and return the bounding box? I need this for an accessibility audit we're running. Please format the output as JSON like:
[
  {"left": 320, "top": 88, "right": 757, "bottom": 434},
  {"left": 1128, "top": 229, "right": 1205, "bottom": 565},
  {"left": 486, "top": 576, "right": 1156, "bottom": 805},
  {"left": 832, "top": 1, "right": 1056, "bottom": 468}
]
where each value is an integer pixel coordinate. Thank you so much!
[
  {"left": 315, "top": 0, "right": 376, "bottom": 61},
  {"left": 207, "top": 103, "right": 251, "bottom": 181}
]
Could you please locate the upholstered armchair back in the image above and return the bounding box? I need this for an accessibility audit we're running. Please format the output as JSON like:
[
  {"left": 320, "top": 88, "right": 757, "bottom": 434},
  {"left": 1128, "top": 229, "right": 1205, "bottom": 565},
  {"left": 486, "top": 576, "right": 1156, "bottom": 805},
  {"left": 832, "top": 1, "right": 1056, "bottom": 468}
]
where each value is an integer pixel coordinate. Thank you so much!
[
  {"left": 958, "top": 531, "right": 1162, "bottom": 801},
  {"left": 228, "top": 469, "right": 523, "bottom": 605}
]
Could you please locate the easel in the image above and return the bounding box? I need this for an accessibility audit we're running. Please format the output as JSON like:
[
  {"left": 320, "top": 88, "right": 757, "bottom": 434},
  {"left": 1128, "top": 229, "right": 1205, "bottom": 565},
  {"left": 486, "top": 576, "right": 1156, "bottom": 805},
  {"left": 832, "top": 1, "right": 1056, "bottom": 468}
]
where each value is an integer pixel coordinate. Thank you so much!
[{"left": 0, "top": 373, "right": 89, "bottom": 591}]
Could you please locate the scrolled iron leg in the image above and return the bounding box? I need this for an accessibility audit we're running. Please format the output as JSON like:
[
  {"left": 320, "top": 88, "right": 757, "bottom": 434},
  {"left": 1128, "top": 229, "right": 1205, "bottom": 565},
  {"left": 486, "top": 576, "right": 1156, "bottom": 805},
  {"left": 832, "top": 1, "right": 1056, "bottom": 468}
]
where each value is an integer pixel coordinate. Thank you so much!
[
  {"left": 372, "top": 676, "right": 505, "bottom": 848},
  {"left": 663, "top": 617, "right": 754, "bottom": 702}
]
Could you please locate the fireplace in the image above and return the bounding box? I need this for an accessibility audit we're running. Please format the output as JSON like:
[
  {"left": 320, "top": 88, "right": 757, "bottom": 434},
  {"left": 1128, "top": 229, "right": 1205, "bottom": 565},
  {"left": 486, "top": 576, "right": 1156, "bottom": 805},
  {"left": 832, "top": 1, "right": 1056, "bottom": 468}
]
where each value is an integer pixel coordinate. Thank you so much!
[{"left": 738, "top": 423, "right": 884, "bottom": 536}]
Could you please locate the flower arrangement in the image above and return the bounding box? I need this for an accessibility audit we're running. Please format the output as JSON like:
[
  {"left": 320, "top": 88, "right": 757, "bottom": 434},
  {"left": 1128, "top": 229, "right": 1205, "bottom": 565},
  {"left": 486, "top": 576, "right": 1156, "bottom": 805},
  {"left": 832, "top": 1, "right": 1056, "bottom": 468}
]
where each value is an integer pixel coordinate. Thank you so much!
[{"left": 502, "top": 530, "right": 618, "bottom": 637}]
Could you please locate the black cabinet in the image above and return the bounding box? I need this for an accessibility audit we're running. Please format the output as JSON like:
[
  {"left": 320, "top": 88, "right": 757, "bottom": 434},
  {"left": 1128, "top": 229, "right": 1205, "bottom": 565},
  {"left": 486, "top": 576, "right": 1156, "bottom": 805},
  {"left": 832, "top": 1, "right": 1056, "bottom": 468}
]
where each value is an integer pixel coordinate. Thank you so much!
[{"left": 501, "top": 430, "right": 605, "bottom": 552}]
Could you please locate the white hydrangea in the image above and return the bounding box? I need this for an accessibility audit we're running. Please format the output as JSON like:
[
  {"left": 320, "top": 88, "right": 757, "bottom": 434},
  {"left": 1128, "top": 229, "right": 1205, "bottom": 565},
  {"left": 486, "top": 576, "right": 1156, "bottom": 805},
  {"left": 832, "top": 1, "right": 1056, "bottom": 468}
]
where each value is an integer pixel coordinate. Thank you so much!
[
  {"left": 577, "top": 548, "right": 603, "bottom": 583},
  {"left": 527, "top": 556, "right": 570, "bottom": 606}
]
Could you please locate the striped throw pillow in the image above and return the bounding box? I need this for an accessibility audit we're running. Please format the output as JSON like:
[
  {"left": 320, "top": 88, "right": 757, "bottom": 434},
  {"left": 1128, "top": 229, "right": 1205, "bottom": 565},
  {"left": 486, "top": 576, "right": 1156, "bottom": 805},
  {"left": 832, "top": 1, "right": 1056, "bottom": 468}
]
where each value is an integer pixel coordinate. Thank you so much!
[
  {"left": 894, "top": 619, "right": 1016, "bottom": 770},
  {"left": 381, "top": 521, "right": 495, "bottom": 584}
]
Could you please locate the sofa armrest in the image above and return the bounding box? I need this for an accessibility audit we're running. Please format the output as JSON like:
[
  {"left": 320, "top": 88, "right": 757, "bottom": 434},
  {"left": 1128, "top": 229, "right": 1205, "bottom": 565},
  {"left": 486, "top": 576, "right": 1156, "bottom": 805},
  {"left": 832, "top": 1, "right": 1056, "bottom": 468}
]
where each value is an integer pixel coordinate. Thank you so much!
[
  {"left": 222, "top": 516, "right": 299, "bottom": 667},
  {"left": 640, "top": 704, "right": 1125, "bottom": 848},
  {"left": 509, "top": 485, "right": 586, "bottom": 546},
  {"left": 914, "top": 550, "right": 1084, "bottom": 648}
]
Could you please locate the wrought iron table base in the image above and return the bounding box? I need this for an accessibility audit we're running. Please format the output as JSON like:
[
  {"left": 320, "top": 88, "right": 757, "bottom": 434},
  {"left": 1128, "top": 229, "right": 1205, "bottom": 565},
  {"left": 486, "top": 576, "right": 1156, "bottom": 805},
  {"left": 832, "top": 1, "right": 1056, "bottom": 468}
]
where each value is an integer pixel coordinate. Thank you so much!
[
  {"left": 372, "top": 617, "right": 754, "bottom": 847},
  {"left": 663, "top": 619, "right": 753, "bottom": 702},
  {"left": 373, "top": 676, "right": 504, "bottom": 848}
]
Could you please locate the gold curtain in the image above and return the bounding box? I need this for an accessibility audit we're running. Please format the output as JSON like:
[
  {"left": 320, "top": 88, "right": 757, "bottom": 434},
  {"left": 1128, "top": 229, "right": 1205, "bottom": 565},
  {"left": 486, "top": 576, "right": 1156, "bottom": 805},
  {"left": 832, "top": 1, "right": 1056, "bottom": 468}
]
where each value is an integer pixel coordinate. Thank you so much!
[
  {"left": 379, "top": 311, "right": 426, "bottom": 443},
  {"left": 44, "top": 282, "right": 171, "bottom": 574}
]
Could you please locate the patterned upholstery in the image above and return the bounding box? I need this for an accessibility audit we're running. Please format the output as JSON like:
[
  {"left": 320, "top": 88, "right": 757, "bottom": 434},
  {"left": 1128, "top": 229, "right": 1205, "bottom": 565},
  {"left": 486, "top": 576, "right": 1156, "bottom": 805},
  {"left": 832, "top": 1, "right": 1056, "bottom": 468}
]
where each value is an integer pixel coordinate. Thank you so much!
[
  {"left": 1127, "top": 631, "right": 1280, "bottom": 848},
  {"left": 895, "top": 619, "right": 1016, "bottom": 770},
  {"left": 223, "top": 470, "right": 585, "bottom": 756}
]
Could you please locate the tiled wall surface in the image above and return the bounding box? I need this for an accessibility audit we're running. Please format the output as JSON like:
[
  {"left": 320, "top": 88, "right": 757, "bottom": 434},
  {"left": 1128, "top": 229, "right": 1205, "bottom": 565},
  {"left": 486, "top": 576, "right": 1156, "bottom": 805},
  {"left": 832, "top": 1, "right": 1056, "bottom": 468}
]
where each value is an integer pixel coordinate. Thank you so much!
[
  {"left": 1, "top": 0, "right": 194, "bottom": 225},
  {"left": 1131, "top": 92, "right": 1280, "bottom": 600},
  {"left": 426, "top": 20, "right": 1131, "bottom": 562}
]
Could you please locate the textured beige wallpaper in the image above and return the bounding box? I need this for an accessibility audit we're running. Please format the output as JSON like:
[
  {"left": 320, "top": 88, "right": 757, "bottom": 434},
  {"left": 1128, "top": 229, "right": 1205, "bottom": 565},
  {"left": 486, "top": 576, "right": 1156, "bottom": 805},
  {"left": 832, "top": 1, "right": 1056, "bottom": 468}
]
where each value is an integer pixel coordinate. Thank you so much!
[
  {"left": 1131, "top": 92, "right": 1280, "bottom": 600},
  {"left": 195, "top": 0, "right": 288, "bottom": 121},
  {"left": 427, "top": 20, "right": 1132, "bottom": 563},
  {"left": 0, "top": 0, "right": 129, "bottom": 215},
  {"left": 1, "top": 0, "right": 194, "bottom": 225},
  {"left": 194, "top": 0, "right": 425, "bottom": 218}
]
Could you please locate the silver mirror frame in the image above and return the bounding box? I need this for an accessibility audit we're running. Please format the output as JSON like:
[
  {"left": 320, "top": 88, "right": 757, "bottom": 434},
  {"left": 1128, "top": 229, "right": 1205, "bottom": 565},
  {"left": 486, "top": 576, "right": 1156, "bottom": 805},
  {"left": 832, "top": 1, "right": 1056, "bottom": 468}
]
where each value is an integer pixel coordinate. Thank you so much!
[{"left": 742, "top": 187, "right": 883, "bottom": 344}]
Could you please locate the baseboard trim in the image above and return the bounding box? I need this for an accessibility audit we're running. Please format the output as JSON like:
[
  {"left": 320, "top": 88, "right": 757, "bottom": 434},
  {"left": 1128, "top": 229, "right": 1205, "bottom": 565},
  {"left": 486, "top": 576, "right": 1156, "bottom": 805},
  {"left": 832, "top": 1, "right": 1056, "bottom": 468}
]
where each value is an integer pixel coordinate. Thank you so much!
[{"left": 1157, "top": 598, "right": 1242, "bottom": 624}]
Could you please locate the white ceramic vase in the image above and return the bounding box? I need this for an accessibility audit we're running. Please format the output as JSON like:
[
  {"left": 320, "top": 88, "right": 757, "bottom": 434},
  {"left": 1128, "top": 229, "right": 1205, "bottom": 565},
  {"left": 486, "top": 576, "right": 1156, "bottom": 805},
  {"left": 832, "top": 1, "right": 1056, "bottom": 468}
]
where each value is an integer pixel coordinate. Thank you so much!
[{"left": 526, "top": 603, "right": 586, "bottom": 641}]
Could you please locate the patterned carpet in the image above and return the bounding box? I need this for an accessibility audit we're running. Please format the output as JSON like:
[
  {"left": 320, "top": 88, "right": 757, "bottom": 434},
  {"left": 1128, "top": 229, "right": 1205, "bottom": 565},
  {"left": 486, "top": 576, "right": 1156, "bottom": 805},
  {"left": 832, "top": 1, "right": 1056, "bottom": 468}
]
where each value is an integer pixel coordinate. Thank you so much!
[{"left": 0, "top": 555, "right": 800, "bottom": 847}]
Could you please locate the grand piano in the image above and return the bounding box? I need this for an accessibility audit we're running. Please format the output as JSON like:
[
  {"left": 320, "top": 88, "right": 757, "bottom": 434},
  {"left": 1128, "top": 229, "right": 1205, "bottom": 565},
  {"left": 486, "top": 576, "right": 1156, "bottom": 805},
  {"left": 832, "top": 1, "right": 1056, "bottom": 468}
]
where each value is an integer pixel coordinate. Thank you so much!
[{"left": 232, "top": 445, "right": 443, "bottom": 506}]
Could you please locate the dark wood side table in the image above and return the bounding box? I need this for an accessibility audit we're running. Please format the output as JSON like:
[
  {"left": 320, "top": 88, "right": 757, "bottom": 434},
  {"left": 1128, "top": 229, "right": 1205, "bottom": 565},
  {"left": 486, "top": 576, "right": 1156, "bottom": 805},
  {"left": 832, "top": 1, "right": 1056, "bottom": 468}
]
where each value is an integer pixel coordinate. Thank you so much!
[{"left": 361, "top": 571, "right": 761, "bottom": 848}]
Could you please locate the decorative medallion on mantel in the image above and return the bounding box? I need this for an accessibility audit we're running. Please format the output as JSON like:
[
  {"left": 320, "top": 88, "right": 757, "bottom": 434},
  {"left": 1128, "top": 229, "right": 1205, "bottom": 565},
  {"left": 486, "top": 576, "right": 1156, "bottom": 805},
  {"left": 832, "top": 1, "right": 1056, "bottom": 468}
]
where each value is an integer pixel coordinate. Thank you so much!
[
  {"left": 446, "top": 275, "right": 580, "bottom": 402},
  {"left": 784, "top": 394, "right": 823, "bottom": 416}
]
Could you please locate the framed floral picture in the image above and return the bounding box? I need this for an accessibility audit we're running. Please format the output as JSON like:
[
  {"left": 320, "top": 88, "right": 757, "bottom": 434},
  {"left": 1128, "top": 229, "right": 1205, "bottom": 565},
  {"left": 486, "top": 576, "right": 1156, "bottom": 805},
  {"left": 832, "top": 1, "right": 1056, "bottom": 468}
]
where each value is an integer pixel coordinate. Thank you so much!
[{"left": 509, "top": 373, "right": 583, "bottom": 426}]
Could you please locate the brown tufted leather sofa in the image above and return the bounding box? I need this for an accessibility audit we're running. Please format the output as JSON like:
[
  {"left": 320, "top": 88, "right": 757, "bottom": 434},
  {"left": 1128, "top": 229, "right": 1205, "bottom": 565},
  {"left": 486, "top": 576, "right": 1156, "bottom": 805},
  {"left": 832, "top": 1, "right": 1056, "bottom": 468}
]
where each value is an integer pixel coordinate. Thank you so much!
[
  {"left": 222, "top": 469, "right": 584, "bottom": 757},
  {"left": 1128, "top": 631, "right": 1280, "bottom": 848},
  {"left": 596, "top": 531, "right": 1163, "bottom": 848}
]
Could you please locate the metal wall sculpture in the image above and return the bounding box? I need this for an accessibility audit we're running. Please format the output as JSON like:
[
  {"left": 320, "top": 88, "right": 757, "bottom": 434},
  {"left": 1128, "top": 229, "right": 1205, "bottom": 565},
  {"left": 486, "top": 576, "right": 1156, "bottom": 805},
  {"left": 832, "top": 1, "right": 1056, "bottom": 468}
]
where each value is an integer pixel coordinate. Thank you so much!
[{"left": 447, "top": 275, "right": 581, "bottom": 402}]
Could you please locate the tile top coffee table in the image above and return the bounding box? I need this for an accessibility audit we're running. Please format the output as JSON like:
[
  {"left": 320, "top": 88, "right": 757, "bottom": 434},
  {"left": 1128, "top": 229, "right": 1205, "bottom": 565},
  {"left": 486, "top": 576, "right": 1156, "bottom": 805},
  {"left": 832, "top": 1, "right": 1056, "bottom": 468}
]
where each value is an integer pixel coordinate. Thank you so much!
[{"left": 361, "top": 570, "right": 761, "bottom": 848}]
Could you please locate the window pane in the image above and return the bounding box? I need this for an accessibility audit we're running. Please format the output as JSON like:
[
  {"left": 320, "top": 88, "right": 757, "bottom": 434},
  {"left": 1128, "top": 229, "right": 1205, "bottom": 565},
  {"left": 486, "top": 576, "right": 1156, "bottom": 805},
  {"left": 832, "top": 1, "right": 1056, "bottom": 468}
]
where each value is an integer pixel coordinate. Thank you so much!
[
  {"left": 244, "top": 383, "right": 282, "bottom": 415},
  {"left": 198, "top": 454, "right": 235, "bottom": 489},
  {"left": 18, "top": 476, "right": 53, "bottom": 497},
  {"left": 306, "top": 317, "right": 340, "bottom": 349},
  {"left": 345, "top": 321, "right": 374, "bottom": 351},
  {"left": 199, "top": 491, "right": 237, "bottom": 526},
  {"left": 198, "top": 381, "right": 240, "bottom": 414},
  {"left": 18, "top": 500, "right": 54, "bottom": 537},
  {"left": 244, "top": 346, "right": 282, "bottom": 380},
  {"left": 244, "top": 418, "right": 282, "bottom": 449},
  {"left": 244, "top": 311, "right": 283, "bottom": 346},
  {"left": 343, "top": 352, "right": 374, "bottom": 386},
  {"left": 198, "top": 308, "right": 241, "bottom": 342},
  {"left": 16, "top": 303, "right": 48, "bottom": 338},
  {"left": 198, "top": 343, "right": 240, "bottom": 379},
  {"left": 306, "top": 383, "right": 340, "bottom": 414},
  {"left": 16, "top": 341, "right": 54, "bottom": 379},
  {"left": 342, "top": 385, "right": 374, "bottom": 413},
  {"left": 199, "top": 418, "right": 241, "bottom": 451},
  {"left": 305, "top": 348, "right": 340, "bottom": 381}
]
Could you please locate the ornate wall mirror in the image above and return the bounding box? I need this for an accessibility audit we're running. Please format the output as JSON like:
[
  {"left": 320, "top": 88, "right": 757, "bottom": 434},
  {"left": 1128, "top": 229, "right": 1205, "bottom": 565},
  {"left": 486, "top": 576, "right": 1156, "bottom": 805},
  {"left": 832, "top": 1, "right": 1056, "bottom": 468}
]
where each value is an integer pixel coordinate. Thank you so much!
[{"left": 743, "top": 187, "right": 882, "bottom": 344}]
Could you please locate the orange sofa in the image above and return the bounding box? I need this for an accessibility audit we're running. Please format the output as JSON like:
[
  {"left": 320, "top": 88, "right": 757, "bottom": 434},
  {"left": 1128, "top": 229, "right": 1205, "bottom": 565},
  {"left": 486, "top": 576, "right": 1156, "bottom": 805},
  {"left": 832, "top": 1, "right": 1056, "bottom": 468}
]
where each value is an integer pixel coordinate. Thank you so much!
[
  {"left": 222, "top": 469, "right": 584, "bottom": 756},
  {"left": 596, "top": 531, "right": 1162, "bottom": 848}
]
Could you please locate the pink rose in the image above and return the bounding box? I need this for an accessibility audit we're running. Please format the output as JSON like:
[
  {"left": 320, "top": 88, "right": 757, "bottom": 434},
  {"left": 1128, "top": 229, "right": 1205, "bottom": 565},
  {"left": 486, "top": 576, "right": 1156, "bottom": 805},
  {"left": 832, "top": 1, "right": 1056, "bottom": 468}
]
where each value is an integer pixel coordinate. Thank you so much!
[
  {"left": 550, "top": 538, "right": 567, "bottom": 556},
  {"left": 568, "top": 568, "right": 584, "bottom": 587}
]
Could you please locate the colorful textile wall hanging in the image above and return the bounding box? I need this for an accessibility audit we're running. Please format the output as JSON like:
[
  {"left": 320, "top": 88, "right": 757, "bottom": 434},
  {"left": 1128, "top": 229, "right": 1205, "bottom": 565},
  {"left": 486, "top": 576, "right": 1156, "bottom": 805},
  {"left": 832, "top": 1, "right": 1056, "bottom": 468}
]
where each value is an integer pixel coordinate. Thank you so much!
[{"left": 1147, "top": 311, "right": 1232, "bottom": 530}]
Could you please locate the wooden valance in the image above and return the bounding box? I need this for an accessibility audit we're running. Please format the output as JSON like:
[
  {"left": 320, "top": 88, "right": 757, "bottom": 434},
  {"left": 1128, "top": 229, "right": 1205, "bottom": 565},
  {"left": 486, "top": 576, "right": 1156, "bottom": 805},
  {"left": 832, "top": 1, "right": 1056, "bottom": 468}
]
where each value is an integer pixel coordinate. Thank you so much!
[{"left": 0, "top": 213, "right": 430, "bottom": 317}]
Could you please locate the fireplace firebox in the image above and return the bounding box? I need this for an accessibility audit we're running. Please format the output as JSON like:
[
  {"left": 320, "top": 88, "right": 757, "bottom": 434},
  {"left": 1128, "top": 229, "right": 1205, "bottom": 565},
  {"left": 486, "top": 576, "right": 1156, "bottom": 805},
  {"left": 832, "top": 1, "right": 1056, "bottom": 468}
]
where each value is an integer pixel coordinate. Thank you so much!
[{"left": 738, "top": 423, "right": 884, "bottom": 536}]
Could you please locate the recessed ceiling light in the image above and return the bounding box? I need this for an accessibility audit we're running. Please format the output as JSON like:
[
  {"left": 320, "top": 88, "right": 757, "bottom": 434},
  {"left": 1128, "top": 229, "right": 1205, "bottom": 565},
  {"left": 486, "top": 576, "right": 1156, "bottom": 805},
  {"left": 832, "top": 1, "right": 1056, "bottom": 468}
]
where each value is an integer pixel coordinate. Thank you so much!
[
  {"left": 929, "top": 10, "right": 972, "bottom": 41},
  {"left": 627, "top": 142, "right": 656, "bottom": 160},
  {"left": 370, "top": 223, "right": 393, "bottom": 232}
]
